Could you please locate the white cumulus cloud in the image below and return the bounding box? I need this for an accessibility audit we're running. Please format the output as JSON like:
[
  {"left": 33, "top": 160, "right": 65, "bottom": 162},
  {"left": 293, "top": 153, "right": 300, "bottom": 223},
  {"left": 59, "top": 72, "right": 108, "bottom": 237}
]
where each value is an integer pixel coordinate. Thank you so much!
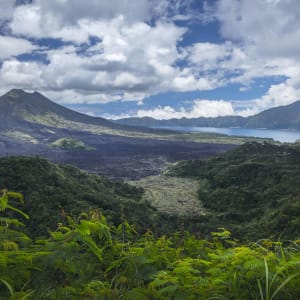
[
  {"left": 136, "top": 100, "right": 235, "bottom": 120},
  {"left": 198, "top": 0, "right": 300, "bottom": 113},
  {"left": 0, "top": 35, "right": 37, "bottom": 59}
]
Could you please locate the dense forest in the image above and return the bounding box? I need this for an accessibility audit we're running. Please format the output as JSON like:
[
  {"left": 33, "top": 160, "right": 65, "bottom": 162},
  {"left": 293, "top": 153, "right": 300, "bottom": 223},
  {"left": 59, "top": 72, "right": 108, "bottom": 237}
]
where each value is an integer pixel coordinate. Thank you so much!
[
  {"left": 1, "top": 190, "right": 300, "bottom": 299},
  {"left": 0, "top": 156, "right": 199, "bottom": 238},
  {"left": 0, "top": 156, "right": 157, "bottom": 237},
  {"left": 167, "top": 142, "right": 300, "bottom": 240}
]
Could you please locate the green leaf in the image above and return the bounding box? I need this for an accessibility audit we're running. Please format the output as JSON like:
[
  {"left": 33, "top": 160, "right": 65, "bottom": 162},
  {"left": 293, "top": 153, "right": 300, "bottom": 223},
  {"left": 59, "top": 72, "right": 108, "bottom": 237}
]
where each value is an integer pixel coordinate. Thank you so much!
[
  {"left": 6, "top": 204, "right": 29, "bottom": 219},
  {"left": 0, "top": 279, "right": 14, "bottom": 296},
  {"left": 271, "top": 273, "right": 300, "bottom": 300}
]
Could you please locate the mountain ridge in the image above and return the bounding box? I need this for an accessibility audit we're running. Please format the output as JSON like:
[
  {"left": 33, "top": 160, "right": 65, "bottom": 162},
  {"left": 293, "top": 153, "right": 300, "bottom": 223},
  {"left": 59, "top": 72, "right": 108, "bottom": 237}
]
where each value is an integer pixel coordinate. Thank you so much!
[
  {"left": 0, "top": 89, "right": 123, "bottom": 130},
  {"left": 114, "top": 100, "right": 300, "bottom": 130}
]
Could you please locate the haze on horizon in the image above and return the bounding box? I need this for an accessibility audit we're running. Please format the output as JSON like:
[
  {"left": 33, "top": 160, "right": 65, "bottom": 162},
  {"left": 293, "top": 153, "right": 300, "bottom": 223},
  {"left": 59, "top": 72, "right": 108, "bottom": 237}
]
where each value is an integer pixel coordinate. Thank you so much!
[{"left": 1, "top": 0, "right": 300, "bottom": 120}]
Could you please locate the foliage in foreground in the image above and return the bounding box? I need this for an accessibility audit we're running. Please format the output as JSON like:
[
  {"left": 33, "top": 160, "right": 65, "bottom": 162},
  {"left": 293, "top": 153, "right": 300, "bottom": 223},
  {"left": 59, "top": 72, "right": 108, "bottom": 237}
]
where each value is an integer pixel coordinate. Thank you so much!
[{"left": 1, "top": 190, "right": 300, "bottom": 299}]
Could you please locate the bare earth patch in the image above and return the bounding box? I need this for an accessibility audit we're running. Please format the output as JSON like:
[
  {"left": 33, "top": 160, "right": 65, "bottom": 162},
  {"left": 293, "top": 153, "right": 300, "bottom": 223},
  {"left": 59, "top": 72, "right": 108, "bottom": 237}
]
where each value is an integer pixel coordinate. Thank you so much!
[{"left": 128, "top": 175, "right": 205, "bottom": 216}]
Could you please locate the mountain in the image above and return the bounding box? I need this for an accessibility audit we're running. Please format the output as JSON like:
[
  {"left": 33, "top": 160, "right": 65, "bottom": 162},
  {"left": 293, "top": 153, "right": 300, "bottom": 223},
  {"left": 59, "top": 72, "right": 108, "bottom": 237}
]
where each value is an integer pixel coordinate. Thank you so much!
[
  {"left": 115, "top": 115, "right": 246, "bottom": 128},
  {"left": 0, "top": 89, "right": 239, "bottom": 140},
  {"left": 0, "top": 89, "right": 124, "bottom": 131},
  {"left": 114, "top": 100, "right": 300, "bottom": 130},
  {"left": 0, "top": 89, "right": 237, "bottom": 179},
  {"left": 245, "top": 100, "right": 300, "bottom": 129}
]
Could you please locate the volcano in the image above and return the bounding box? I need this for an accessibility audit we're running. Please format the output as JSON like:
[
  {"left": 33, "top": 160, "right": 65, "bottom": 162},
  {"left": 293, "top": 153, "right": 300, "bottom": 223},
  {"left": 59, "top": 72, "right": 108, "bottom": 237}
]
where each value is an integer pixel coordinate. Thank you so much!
[{"left": 0, "top": 89, "right": 235, "bottom": 179}]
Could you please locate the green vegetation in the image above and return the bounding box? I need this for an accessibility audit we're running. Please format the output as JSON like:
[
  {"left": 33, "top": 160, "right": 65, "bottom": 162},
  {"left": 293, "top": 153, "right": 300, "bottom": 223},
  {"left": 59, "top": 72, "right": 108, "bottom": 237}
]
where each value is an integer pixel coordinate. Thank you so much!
[
  {"left": 167, "top": 142, "right": 300, "bottom": 240},
  {"left": 1, "top": 193, "right": 300, "bottom": 299},
  {"left": 0, "top": 156, "right": 157, "bottom": 237},
  {"left": 1, "top": 141, "right": 300, "bottom": 298},
  {"left": 1, "top": 141, "right": 299, "bottom": 242},
  {"left": 50, "top": 137, "right": 95, "bottom": 150},
  {"left": 0, "top": 156, "right": 203, "bottom": 238},
  {"left": 2, "top": 130, "right": 38, "bottom": 144}
]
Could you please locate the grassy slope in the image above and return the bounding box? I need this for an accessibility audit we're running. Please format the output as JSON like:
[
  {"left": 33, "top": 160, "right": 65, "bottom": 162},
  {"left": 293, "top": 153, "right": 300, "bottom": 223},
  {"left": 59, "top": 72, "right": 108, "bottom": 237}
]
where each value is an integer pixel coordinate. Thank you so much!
[
  {"left": 167, "top": 142, "right": 300, "bottom": 240},
  {"left": 25, "top": 112, "right": 268, "bottom": 145}
]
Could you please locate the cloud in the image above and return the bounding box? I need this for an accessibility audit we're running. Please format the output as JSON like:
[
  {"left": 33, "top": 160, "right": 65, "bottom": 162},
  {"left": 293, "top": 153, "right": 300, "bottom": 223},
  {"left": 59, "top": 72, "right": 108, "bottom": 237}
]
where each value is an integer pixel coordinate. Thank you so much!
[
  {"left": 229, "top": 80, "right": 300, "bottom": 117},
  {"left": 136, "top": 99, "right": 235, "bottom": 120},
  {"left": 195, "top": 0, "right": 300, "bottom": 113},
  {"left": 0, "top": 60, "right": 44, "bottom": 88},
  {"left": 188, "top": 42, "right": 231, "bottom": 70},
  {"left": 185, "top": 40, "right": 299, "bottom": 89},
  {"left": 1, "top": 0, "right": 220, "bottom": 104},
  {"left": 0, "top": 35, "right": 37, "bottom": 59},
  {"left": 214, "top": 0, "right": 300, "bottom": 60},
  {"left": 9, "top": 0, "right": 152, "bottom": 41},
  {"left": 0, "top": 0, "right": 15, "bottom": 22},
  {"left": 0, "top": 0, "right": 299, "bottom": 118},
  {"left": 3, "top": 15, "right": 210, "bottom": 103},
  {"left": 257, "top": 82, "right": 300, "bottom": 109},
  {"left": 9, "top": 0, "right": 192, "bottom": 42}
]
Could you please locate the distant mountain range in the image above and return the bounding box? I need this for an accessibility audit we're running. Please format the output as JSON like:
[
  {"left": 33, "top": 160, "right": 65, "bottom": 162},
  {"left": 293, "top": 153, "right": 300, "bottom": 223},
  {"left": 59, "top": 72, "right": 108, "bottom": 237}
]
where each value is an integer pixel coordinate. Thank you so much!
[{"left": 114, "top": 100, "right": 300, "bottom": 130}]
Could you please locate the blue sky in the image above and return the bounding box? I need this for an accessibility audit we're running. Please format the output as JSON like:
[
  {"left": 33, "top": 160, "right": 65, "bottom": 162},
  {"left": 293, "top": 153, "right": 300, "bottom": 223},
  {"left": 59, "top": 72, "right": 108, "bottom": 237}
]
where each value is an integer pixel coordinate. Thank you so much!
[{"left": 0, "top": 0, "right": 300, "bottom": 119}]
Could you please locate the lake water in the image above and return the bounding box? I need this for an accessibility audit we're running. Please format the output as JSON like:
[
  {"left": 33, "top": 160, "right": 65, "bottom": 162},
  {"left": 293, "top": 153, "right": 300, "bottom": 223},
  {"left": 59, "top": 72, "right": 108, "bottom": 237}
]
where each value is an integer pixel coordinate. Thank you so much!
[{"left": 153, "top": 126, "right": 300, "bottom": 143}]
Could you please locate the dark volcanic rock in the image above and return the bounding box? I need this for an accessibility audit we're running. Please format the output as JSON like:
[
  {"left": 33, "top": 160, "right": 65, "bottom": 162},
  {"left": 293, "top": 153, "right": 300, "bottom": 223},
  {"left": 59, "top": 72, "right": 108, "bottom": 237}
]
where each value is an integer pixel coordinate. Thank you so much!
[{"left": 0, "top": 131, "right": 235, "bottom": 179}]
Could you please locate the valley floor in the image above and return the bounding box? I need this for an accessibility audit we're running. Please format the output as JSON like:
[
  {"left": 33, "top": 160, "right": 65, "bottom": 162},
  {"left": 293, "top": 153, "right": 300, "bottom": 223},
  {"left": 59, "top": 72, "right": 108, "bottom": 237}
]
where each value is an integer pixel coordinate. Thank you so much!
[{"left": 0, "top": 131, "right": 236, "bottom": 179}]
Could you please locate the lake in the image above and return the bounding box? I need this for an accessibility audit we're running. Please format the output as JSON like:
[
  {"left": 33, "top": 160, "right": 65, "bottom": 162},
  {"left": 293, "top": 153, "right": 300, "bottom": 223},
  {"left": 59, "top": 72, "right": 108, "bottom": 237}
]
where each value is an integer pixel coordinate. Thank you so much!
[{"left": 152, "top": 126, "right": 300, "bottom": 143}]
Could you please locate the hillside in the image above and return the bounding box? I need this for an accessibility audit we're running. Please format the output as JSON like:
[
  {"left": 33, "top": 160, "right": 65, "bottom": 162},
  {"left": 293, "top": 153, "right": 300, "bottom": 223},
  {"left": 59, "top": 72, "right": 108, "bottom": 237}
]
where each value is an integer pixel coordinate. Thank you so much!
[
  {"left": 0, "top": 89, "right": 121, "bottom": 130},
  {"left": 1, "top": 156, "right": 221, "bottom": 238},
  {"left": 0, "top": 156, "right": 160, "bottom": 236},
  {"left": 4, "top": 141, "right": 299, "bottom": 241},
  {"left": 167, "top": 142, "right": 300, "bottom": 240},
  {"left": 245, "top": 100, "right": 300, "bottom": 129},
  {"left": 1, "top": 145, "right": 300, "bottom": 299},
  {"left": 1, "top": 89, "right": 245, "bottom": 139},
  {"left": 114, "top": 100, "right": 300, "bottom": 130},
  {"left": 0, "top": 89, "right": 199, "bottom": 142}
]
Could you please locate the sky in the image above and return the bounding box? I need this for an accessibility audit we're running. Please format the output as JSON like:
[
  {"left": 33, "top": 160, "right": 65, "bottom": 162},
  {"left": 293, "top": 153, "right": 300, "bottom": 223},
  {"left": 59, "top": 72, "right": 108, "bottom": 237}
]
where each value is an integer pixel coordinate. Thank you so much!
[{"left": 1, "top": 0, "right": 300, "bottom": 120}]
